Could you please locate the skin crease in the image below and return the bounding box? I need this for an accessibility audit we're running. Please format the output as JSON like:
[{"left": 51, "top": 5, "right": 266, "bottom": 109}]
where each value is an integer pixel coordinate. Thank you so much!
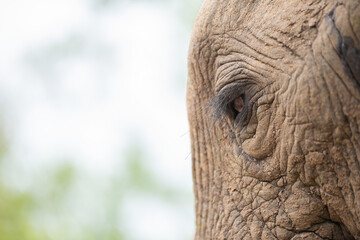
[{"left": 187, "top": 0, "right": 360, "bottom": 239}]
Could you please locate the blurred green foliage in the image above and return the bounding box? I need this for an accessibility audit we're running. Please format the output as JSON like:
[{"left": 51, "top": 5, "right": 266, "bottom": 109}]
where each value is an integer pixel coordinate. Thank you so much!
[
  {"left": 0, "top": 183, "right": 45, "bottom": 240},
  {"left": 0, "top": 137, "right": 191, "bottom": 239},
  {"left": 0, "top": 126, "right": 46, "bottom": 239}
]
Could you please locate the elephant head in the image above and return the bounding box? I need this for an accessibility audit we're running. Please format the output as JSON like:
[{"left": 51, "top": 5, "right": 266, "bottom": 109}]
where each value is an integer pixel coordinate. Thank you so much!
[{"left": 187, "top": 0, "right": 360, "bottom": 239}]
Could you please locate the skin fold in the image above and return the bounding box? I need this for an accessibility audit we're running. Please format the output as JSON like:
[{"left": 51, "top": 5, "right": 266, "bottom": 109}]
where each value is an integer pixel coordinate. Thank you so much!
[{"left": 186, "top": 0, "right": 360, "bottom": 239}]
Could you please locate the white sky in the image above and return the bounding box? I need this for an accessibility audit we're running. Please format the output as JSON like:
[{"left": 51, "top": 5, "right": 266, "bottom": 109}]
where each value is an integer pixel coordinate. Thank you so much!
[{"left": 0, "top": 0, "right": 196, "bottom": 239}]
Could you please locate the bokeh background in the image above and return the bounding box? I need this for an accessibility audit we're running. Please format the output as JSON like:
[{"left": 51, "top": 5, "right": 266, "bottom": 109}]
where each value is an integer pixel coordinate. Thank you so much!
[{"left": 0, "top": 0, "right": 203, "bottom": 239}]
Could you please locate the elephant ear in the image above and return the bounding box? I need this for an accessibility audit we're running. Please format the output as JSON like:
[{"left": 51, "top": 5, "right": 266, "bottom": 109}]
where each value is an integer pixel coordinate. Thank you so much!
[
  {"left": 311, "top": 2, "right": 360, "bottom": 238},
  {"left": 332, "top": 2, "right": 360, "bottom": 86}
]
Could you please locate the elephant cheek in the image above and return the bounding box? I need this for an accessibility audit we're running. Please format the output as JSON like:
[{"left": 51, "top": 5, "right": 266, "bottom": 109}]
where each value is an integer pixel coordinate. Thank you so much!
[{"left": 241, "top": 105, "right": 276, "bottom": 160}]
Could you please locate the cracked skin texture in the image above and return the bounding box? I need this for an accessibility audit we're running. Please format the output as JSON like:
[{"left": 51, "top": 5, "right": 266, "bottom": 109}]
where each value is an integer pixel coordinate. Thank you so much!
[{"left": 186, "top": 0, "right": 360, "bottom": 239}]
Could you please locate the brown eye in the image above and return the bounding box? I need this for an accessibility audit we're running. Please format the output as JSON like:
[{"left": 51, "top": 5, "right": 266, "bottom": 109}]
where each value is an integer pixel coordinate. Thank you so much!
[{"left": 233, "top": 95, "right": 244, "bottom": 113}]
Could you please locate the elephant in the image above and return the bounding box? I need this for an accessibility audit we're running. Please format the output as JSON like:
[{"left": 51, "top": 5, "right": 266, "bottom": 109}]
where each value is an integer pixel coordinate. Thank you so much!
[{"left": 186, "top": 0, "right": 360, "bottom": 239}]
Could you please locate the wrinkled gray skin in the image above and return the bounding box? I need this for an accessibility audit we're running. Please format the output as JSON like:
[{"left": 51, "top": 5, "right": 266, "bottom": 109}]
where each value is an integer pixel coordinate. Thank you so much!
[{"left": 187, "top": 0, "right": 360, "bottom": 239}]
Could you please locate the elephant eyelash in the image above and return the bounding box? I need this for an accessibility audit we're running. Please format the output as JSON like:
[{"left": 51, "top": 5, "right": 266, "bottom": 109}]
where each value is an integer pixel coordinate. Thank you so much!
[{"left": 208, "top": 82, "right": 255, "bottom": 127}]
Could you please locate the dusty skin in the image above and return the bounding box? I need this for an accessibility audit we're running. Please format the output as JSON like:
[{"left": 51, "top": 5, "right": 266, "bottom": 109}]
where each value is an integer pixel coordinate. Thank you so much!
[{"left": 187, "top": 0, "right": 360, "bottom": 239}]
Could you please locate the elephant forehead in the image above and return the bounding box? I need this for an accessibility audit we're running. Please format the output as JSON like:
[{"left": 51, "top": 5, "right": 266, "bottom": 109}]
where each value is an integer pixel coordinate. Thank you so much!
[{"left": 190, "top": 0, "right": 331, "bottom": 66}]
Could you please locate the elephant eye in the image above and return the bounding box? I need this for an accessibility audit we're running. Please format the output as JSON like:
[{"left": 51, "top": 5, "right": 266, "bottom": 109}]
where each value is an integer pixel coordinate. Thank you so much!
[
  {"left": 230, "top": 93, "right": 251, "bottom": 126},
  {"left": 232, "top": 94, "right": 245, "bottom": 117},
  {"left": 210, "top": 82, "right": 253, "bottom": 127}
]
